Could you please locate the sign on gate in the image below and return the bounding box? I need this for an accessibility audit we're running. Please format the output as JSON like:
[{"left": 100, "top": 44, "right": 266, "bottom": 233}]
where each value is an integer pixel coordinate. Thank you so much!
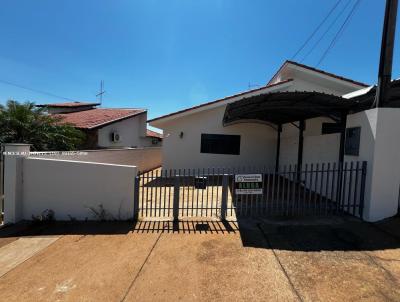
[{"left": 235, "top": 174, "right": 263, "bottom": 195}]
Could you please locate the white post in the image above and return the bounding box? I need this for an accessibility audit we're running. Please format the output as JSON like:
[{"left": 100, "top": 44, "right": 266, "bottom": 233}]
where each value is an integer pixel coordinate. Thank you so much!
[{"left": 3, "top": 144, "right": 30, "bottom": 224}]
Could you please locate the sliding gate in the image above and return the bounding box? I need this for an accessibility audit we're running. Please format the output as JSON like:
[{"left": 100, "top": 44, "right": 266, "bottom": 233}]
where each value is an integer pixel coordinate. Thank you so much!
[{"left": 134, "top": 161, "right": 367, "bottom": 220}]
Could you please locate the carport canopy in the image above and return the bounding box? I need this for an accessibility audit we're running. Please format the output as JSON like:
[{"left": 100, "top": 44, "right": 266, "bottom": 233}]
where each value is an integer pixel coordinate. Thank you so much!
[
  {"left": 223, "top": 91, "right": 353, "bottom": 127},
  {"left": 222, "top": 90, "right": 355, "bottom": 172}
]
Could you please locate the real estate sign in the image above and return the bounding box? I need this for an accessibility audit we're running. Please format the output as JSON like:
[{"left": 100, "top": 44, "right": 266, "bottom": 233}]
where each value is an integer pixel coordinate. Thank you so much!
[{"left": 235, "top": 174, "right": 263, "bottom": 195}]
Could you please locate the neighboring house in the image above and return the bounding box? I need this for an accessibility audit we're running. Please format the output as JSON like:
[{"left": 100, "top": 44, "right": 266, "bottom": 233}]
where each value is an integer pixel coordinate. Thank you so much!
[
  {"left": 37, "top": 102, "right": 162, "bottom": 149},
  {"left": 149, "top": 60, "right": 368, "bottom": 170}
]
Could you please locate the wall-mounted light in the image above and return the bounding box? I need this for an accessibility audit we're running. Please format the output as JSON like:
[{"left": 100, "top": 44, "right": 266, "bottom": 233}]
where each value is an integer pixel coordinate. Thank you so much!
[{"left": 179, "top": 131, "right": 184, "bottom": 139}]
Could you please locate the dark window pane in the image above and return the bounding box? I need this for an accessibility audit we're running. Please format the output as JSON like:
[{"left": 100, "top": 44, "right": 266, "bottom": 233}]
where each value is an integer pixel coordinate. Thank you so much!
[
  {"left": 321, "top": 122, "right": 343, "bottom": 134},
  {"left": 200, "top": 134, "right": 240, "bottom": 155},
  {"left": 345, "top": 127, "right": 361, "bottom": 156}
]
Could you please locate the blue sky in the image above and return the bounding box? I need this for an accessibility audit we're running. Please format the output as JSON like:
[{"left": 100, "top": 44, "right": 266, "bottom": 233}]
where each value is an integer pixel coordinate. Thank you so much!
[{"left": 0, "top": 0, "right": 397, "bottom": 119}]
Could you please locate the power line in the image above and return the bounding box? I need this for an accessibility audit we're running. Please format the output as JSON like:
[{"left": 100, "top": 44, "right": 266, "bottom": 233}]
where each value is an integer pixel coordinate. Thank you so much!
[
  {"left": 316, "top": 0, "right": 362, "bottom": 67},
  {"left": 300, "top": 0, "right": 353, "bottom": 63},
  {"left": 0, "top": 78, "right": 78, "bottom": 102},
  {"left": 291, "top": 0, "right": 343, "bottom": 60}
]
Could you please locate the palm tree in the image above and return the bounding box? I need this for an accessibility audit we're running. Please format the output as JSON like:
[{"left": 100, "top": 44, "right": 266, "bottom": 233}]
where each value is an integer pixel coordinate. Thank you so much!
[{"left": 0, "top": 100, "right": 85, "bottom": 151}]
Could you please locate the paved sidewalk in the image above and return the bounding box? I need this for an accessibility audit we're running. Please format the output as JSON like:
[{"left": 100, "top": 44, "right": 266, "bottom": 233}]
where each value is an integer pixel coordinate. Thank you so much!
[
  {"left": 0, "top": 236, "right": 59, "bottom": 277},
  {"left": 0, "top": 217, "right": 399, "bottom": 301}
]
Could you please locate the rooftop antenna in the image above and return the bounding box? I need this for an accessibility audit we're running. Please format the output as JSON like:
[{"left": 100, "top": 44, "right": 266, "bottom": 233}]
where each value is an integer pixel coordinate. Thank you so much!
[{"left": 96, "top": 80, "right": 106, "bottom": 106}]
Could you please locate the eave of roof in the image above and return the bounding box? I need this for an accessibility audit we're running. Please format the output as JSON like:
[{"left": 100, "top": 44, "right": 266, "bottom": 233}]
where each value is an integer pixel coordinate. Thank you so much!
[
  {"left": 268, "top": 60, "right": 369, "bottom": 88},
  {"left": 146, "top": 129, "right": 163, "bottom": 139},
  {"left": 345, "top": 79, "right": 400, "bottom": 112},
  {"left": 37, "top": 102, "right": 100, "bottom": 108},
  {"left": 148, "top": 79, "right": 293, "bottom": 123},
  {"left": 56, "top": 108, "right": 146, "bottom": 130}
]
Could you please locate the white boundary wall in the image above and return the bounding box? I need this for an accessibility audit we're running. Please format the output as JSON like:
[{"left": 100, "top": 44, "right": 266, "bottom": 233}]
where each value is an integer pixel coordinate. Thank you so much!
[
  {"left": 346, "top": 108, "right": 400, "bottom": 221},
  {"left": 31, "top": 147, "right": 161, "bottom": 172},
  {"left": 3, "top": 144, "right": 137, "bottom": 223}
]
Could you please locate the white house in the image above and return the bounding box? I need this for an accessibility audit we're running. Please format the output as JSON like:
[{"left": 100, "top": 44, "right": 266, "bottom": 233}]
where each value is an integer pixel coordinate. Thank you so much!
[
  {"left": 149, "top": 61, "right": 368, "bottom": 170},
  {"left": 37, "top": 102, "right": 162, "bottom": 149},
  {"left": 4, "top": 61, "right": 400, "bottom": 224},
  {"left": 148, "top": 60, "right": 400, "bottom": 222}
]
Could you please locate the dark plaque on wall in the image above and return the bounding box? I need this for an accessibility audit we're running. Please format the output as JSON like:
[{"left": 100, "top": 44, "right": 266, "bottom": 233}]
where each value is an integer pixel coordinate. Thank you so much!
[{"left": 345, "top": 127, "right": 361, "bottom": 156}]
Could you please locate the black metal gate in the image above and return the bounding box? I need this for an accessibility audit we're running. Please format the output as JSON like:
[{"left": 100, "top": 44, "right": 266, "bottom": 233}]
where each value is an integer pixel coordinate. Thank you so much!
[{"left": 134, "top": 161, "right": 367, "bottom": 221}]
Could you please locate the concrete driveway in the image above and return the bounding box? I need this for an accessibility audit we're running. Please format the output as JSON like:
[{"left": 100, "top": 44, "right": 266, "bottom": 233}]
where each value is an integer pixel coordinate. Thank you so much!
[{"left": 0, "top": 217, "right": 399, "bottom": 301}]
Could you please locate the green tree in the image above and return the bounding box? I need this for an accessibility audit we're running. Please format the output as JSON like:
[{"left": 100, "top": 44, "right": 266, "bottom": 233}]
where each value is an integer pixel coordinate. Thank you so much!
[{"left": 0, "top": 100, "right": 85, "bottom": 151}]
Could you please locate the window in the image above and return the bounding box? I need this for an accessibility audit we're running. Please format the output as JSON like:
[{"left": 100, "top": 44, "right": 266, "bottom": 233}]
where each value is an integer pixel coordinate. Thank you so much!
[
  {"left": 200, "top": 134, "right": 240, "bottom": 155},
  {"left": 321, "top": 122, "right": 342, "bottom": 135},
  {"left": 345, "top": 127, "right": 361, "bottom": 156}
]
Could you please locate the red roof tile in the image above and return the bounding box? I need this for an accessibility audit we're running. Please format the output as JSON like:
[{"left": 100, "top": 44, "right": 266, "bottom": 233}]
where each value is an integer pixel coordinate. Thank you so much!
[
  {"left": 55, "top": 108, "right": 146, "bottom": 129},
  {"left": 37, "top": 102, "right": 100, "bottom": 108},
  {"left": 146, "top": 129, "right": 163, "bottom": 139}
]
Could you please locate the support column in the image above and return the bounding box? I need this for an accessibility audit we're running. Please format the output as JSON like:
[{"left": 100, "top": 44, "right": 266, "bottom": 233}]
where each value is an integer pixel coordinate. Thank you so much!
[
  {"left": 338, "top": 112, "right": 347, "bottom": 164},
  {"left": 3, "top": 144, "right": 30, "bottom": 224},
  {"left": 297, "top": 120, "right": 305, "bottom": 179},
  {"left": 275, "top": 124, "right": 282, "bottom": 173},
  {"left": 337, "top": 113, "right": 347, "bottom": 206}
]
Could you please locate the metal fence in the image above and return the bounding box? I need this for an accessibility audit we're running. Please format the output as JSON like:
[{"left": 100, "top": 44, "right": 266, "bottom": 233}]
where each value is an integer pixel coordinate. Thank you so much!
[{"left": 134, "top": 161, "right": 367, "bottom": 221}]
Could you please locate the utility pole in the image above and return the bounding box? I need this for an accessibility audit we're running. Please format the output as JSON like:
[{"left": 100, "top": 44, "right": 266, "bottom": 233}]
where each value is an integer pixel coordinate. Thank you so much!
[
  {"left": 96, "top": 80, "right": 105, "bottom": 106},
  {"left": 375, "top": 0, "right": 398, "bottom": 108}
]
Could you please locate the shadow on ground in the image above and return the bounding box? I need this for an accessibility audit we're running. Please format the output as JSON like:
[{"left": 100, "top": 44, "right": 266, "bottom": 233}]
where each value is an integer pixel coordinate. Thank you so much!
[
  {"left": 0, "top": 220, "right": 238, "bottom": 236},
  {"left": 1, "top": 216, "right": 400, "bottom": 252},
  {"left": 257, "top": 215, "right": 400, "bottom": 252}
]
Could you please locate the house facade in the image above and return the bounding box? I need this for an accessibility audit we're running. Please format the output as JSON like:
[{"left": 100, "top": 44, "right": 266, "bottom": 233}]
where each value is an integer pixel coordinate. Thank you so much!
[
  {"left": 149, "top": 61, "right": 367, "bottom": 170},
  {"left": 148, "top": 60, "right": 400, "bottom": 222},
  {"left": 4, "top": 61, "right": 400, "bottom": 223},
  {"left": 37, "top": 102, "right": 162, "bottom": 149}
]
